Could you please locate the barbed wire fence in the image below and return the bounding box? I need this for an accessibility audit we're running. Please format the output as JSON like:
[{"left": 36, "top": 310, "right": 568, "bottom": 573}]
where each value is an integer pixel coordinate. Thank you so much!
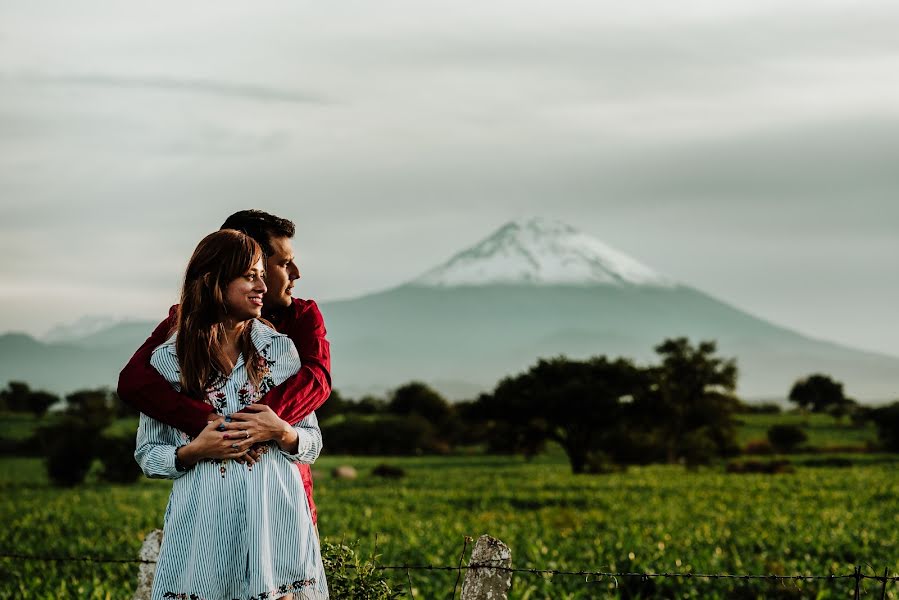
[{"left": 1, "top": 533, "right": 897, "bottom": 600}]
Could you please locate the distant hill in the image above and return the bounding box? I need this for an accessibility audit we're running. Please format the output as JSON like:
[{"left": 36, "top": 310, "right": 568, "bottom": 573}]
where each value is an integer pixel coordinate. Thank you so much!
[{"left": 2, "top": 218, "right": 898, "bottom": 401}]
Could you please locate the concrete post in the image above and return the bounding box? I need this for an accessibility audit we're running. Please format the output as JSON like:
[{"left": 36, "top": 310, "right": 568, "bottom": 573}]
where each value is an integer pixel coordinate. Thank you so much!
[
  {"left": 460, "top": 535, "right": 512, "bottom": 600},
  {"left": 132, "top": 529, "right": 162, "bottom": 600}
]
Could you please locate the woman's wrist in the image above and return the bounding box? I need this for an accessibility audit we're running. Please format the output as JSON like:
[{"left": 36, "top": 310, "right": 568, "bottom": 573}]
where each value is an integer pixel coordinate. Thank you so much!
[
  {"left": 176, "top": 444, "right": 201, "bottom": 468},
  {"left": 276, "top": 424, "right": 299, "bottom": 453}
]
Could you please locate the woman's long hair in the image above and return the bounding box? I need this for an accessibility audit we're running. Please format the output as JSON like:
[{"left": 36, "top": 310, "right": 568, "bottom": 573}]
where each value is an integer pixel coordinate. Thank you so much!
[{"left": 175, "top": 229, "right": 268, "bottom": 397}]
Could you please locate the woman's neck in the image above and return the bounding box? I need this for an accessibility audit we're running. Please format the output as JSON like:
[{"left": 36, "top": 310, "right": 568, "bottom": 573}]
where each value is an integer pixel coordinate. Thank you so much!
[
  {"left": 220, "top": 319, "right": 250, "bottom": 368},
  {"left": 221, "top": 319, "right": 249, "bottom": 345}
]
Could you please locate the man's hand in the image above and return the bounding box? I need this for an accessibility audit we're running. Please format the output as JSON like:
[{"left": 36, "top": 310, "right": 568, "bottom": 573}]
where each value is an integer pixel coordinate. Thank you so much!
[
  {"left": 234, "top": 445, "right": 266, "bottom": 468},
  {"left": 177, "top": 417, "right": 250, "bottom": 467},
  {"left": 223, "top": 404, "right": 298, "bottom": 453}
]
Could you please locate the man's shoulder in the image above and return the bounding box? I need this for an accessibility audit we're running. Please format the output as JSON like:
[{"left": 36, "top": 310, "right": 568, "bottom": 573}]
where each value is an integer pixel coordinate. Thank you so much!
[
  {"left": 290, "top": 297, "right": 322, "bottom": 314},
  {"left": 287, "top": 297, "right": 326, "bottom": 325}
]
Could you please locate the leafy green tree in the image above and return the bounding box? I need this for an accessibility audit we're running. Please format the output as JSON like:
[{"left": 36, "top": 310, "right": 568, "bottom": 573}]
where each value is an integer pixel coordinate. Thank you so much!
[
  {"left": 788, "top": 374, "right": 849, "bottom": 414},
  {"left": 26, "top": 391, "right": 59, "bottom": 417},
  {"left": 0, "top": 381, "right": 59, "bottom": 416},
  {"left": 355, "top": 395, "right": 388, "bottom": 415},
  {"left": 387, "top": 381, "right": 452, "bottom": 426},
  {"left": 0, "top": 381, "right": 30, "bottom": 412},
  {"left": 637, "top": 338, "right": 740, "bottom": 465},
  {"left": 38, "top": 388, "right": 118, "bottom": 486},
  {"left": 316, "top": 388, "right": 352, "bottom": 422},
  {"left": 478, "top": 356, "right": 648, "bottom": 473},
  {"left": 872, "top": 401, "right": 899, "bottom": 452},
  {"left": 64, "top": 388, "right": 116, "bottom": 429}
]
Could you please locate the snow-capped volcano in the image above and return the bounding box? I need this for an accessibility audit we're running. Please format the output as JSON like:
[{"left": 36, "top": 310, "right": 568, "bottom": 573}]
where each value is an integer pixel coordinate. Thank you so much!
[{"left": 413, "top": 218, "right": 675, "bottom": 287}]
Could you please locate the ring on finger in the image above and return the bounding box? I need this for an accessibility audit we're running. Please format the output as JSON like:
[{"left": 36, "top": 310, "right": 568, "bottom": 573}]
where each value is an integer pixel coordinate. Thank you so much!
[
  {"left": 243, "top": 430, "right": 250, "bottom": 439},
  {"left": 231, "top": 443, "right": 239, "bottom": 449}
]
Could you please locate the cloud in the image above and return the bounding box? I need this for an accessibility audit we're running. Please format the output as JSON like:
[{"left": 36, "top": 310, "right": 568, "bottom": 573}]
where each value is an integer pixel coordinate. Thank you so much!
[{"left": 7, "top": 72, "right": 332, "bottom": 106}]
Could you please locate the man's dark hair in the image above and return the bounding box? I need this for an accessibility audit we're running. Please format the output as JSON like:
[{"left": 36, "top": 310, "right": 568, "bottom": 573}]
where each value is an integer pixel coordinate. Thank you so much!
[{"left": 220, "top": 209, "right": 295, "bottom": 257}]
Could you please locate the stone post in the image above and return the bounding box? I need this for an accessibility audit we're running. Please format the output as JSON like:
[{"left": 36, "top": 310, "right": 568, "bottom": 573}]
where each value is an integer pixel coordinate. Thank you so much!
[
  {"left": 460, "top": 535, "right": 512, "bottom": 600},
  {"left": 132, "top": 529, "right": 162, "bottom": 600}
]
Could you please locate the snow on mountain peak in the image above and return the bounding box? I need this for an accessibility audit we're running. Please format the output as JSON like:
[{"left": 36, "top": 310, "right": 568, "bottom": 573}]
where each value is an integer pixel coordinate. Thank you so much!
[{"left": 413, "top": 218, "right": 675, "bottom": 288}]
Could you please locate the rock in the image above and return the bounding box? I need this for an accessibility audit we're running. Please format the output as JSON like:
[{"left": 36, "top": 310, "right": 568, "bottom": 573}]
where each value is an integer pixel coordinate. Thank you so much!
[{"left": 331, "top": 465, "right": 358, "bottom": 479}]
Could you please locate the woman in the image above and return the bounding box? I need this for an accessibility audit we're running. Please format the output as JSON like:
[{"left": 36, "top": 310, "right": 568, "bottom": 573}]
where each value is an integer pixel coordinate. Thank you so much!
[{"left": 135, "top": 229, "right": 328, "bottom": 600}]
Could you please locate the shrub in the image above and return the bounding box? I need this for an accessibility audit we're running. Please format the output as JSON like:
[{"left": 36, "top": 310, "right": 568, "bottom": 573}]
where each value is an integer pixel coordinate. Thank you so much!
[
  {"left": 767, "top": 424, "right": 808, "bottom": 453},
  {"left": 321, "top": 541, "right": 404, "bottom": 600},
  {"left": 97, "top": 434, "right": 142, "bottom": 484},
  {"left": 40, "top": 417, "right": 95, "bottom": 487}
]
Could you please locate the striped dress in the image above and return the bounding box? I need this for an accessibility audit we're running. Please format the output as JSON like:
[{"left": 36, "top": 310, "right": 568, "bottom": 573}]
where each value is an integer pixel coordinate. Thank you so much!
[{"left": 135, "top": 319, "right": 329, "bottom": 600}]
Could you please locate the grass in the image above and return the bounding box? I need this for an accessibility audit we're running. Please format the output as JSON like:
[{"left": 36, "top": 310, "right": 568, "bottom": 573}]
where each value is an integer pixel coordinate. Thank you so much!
[
  {"left": 0, "top": 411, "right": 894, "bottom": 598},
  {"left": 2, "top": 449, "right": 899, "bottom": 599},
  {"left": 734, "top": 412, "right": 877, "bottom": 448}
]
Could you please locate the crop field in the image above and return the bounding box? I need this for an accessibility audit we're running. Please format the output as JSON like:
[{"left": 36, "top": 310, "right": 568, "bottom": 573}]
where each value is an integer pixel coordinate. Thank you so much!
[{"left": 2, "top": 447, "right": 898, "bottom": 599}]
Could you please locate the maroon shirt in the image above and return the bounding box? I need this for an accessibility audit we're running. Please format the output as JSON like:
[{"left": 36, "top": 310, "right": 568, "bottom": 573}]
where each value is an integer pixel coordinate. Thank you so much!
[{"left": 117, "top": 298, "right": 331, "bottom": 524}]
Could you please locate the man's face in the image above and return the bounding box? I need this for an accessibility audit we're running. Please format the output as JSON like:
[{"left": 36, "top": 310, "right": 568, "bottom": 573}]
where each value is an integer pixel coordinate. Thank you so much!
[{"left": 263, "top": 236, "right": 300, "bottom": 309}]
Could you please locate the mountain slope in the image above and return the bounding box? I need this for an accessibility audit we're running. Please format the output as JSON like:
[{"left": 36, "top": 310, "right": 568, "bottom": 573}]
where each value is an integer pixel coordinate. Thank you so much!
[{"left": 320, "top": 283, "right": 899, "bottom": 400}]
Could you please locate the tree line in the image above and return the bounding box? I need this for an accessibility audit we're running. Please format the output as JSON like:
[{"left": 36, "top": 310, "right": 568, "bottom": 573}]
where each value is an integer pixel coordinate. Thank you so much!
[{"left": 3, "top": 336, "right": 899, "bottom": 483}]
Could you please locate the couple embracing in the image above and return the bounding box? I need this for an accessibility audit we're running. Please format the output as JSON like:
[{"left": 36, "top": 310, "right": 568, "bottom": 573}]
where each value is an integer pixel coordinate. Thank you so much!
[{"left": 118, "top": 209, "right": 331, "bottom": 599}]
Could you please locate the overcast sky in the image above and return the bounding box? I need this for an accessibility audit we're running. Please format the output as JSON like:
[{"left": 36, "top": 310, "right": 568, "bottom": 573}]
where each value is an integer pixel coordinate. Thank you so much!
[{"left": 1, "top": 0, "right": 898, "bottom": 358}]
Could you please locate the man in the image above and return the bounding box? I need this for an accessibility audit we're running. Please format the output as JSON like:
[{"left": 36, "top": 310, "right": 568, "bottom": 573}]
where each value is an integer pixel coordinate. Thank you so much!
[{"left": 118, "top": 209, "right": 330, "bottom": 524}]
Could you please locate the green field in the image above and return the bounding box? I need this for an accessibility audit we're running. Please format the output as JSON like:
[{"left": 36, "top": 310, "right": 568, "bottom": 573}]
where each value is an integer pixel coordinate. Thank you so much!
[
  {"left": 2, "top": 446, "right": 898, "bottom": 599},
  {"left": 734, "top": 412, "right": 878, "bottom": 449}
]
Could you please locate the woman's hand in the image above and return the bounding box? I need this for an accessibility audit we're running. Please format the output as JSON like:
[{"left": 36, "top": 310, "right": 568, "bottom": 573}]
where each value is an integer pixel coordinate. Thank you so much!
[
  {"left": 222, "top": 404, "right": 299, "bottom": 453},
  {"left": 177, "top": 417, "right": 249, "bottom": 468}
]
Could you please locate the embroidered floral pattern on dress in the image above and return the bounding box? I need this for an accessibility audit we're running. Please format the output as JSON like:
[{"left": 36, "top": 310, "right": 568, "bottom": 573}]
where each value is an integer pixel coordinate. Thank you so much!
[
  {"left": 163, "top": 577, "right": 317, "bottom": 600},
  {"left": 236, "top": 351, "right": 277, "bottom": 409},
  {"left": 207, "top": 389, "right": 228, "bottom": 414}
]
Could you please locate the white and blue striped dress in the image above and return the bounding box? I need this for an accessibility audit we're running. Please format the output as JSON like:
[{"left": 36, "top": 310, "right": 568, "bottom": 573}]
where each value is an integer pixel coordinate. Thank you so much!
[{"left": 135, "top": 319, "right": 329, "bottom": 600}]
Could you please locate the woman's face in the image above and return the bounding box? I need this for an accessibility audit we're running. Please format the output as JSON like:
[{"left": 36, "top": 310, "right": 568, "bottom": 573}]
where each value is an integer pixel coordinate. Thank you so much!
[{"left": 224, "top": 259, "right": 267, "bottom": 322}]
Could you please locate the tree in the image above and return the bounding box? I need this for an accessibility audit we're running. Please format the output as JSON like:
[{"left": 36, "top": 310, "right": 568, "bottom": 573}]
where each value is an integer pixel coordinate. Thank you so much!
[
  {"left": 0, "top": 381, "right": 31, "bottom": 412},
  {"left": 0, "top": 381, "right": 59, "bottom": 417},
  {"left": 315, "top": 389, "right": 352, "bottom": 422},
  {"left": 788, "top": 374, "right": 849, "bottom": 414},
  {"left": 872, "top": 401, "right": 899, "bottom": 452},
  {"left": 38, "top": 388, "right": 118, "bottom": 486},
  {"left": 387, "top": 381, "right": 452, "bottom": 426},
  {"left": 478, "top": 356, "right": 648, "bottom": 474},
  {"left": 64, "top": 388, "right": 116, "bottom": 429},
  {"left": 637, "top": 338, "right": 740, "bottom": 465}
]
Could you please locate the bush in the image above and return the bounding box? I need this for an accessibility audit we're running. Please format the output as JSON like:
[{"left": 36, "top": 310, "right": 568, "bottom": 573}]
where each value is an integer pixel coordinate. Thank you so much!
[
  {"left": 97, "top": 434, "right": 142, "bottom": 484},
  {"left": 40, "top": 417, "right": 96, "bottom": 487},
  {"left": 321, "top": 541, "right": 404, "bottom": 600},
  {"left": 767, "top": 424, "right": 808, "bottom": 453}
]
